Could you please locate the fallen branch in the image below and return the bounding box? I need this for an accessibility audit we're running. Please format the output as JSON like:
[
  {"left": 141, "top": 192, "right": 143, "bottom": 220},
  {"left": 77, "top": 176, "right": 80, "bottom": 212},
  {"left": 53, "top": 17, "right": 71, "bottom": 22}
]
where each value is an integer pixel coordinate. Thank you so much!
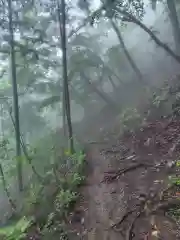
[
  {"left": 102, "top": 163, "right": 153, "bottom": 183},
  {"left": 116, "top": 8, "right": 180, "bottom": 64},
  {"left": 111, "top": 209, "right": 135, "bottom": 231}
]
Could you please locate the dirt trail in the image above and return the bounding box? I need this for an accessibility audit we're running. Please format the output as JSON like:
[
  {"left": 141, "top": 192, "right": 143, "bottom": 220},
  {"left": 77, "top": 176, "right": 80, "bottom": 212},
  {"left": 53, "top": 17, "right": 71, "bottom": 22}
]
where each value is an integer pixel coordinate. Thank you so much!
[{"left": 69, "top": 117, "right": 180, "bottom": 239}]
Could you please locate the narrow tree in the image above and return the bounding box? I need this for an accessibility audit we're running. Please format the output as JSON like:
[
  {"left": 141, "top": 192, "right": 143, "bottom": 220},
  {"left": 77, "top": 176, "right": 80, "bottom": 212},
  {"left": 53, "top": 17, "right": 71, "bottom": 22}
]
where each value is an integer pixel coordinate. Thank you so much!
[
  {"left": 167, "top": 0, "right": 180, "bottom": 53},
  {"left": 89, "top": 1, "right": 180, "bottom": 63},
  {"left": 0, "top": 163, "right": 16, "bottom": 211},
  {"left": 110, "top": 20, "right": 144, "bottom": 84},
  {"left": 150, "top": 0, "right": 180, "bottom": 53},
  {"left": 7, "top": 0, "right": 23, "bottom": 191},
  {"left": 57, "top": 0, "right": 74, "bottom": 153}
]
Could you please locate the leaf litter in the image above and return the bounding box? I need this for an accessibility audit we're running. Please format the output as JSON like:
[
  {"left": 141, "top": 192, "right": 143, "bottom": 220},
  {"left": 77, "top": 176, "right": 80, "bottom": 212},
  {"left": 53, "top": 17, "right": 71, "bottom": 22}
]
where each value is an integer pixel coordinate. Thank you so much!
[{"left": 68, "top": 117, "right": 180, "bottom": 239}]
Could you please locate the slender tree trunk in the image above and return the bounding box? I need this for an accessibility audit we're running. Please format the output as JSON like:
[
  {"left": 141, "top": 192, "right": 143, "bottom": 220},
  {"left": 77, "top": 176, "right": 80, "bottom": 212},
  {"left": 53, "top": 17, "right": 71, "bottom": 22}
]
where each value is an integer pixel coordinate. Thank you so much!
[
  {"left": 62, "top": 82, "right": 67, "bottom": 145},
  {"left": 151, "top": 0, "right": 157, "bottom": 11},
  {"left": 0, "top": 164, "right": 16, "bottom": 211},
  {"left": 0, "top": 104, "right": 4, "bottom": 139},
  {"left": 7, "top": 0, "right": 23, "bottom": 191},
  {"left": 108, "top": 75, "right": 116, "bottom": 91},
  {"left": 110, "top": 20, "right": 144, "bottom": 84},
  {"left": 119, "top": 9, "right": 180, "bottom": 63},
  {"left": 58, "top": 0, "right": 74, "bottom": 153},
  {"left": 5, "top": 100, "right": 42, "bottom": 181},
  {"left": 167, "top": 0, "right": 180, "bottom": 53},
  {"left": 56, "top": 0, "right": 67, "bottom": 152}
]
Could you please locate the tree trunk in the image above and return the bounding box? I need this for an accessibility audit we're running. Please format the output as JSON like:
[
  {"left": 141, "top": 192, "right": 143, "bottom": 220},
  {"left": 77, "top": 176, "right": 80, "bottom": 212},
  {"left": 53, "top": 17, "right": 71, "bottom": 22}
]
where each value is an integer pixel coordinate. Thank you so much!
[
  {"left": 108, "top": 75, "right": 117, "bottom": 91},
  {"left": 0, "top": 164, "right": 16, "bottom": 211},
  {"left": 5, "top": 100, "right": 42, "bottom": 181},
  {"left": 62, "top": 82, "right": 67, "bottom": 145},
  {"left": 167, "top": 0, "right": 180, "bottom": 54},
  {"left": 7, "top": 0, "right": 23, "bottom": 191},
  {"left": 110, "top": 20, "right": 144, "bottom": 84},
  {"left": 58, "top": 0, "right": 74, "bottom": 153},
  {"left": 81, "top": 72, "right": 118, "bottom": 111},
  {"left": 120, "top": 9, "right": 180, "bottom": 63}
]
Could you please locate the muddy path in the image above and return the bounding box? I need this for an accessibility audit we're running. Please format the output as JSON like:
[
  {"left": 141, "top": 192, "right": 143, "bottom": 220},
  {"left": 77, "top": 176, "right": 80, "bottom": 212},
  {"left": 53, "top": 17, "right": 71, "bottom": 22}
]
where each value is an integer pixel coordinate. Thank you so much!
[{"left": 69, "top": 118, "right": 180, "bottom": 239}]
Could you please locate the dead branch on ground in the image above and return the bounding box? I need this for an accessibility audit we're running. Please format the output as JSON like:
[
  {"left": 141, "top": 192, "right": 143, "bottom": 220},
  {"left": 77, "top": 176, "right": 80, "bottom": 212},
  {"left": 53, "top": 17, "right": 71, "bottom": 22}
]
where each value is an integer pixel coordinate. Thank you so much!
[
  {"left": 111, "top": 188, "right": 180, "bottom": 239},
  {"left": 111, "top": 209, "right": 135, "bottom": 231},
  {"left": 102, "top": 163, "right": 153, "bottom": 183}
]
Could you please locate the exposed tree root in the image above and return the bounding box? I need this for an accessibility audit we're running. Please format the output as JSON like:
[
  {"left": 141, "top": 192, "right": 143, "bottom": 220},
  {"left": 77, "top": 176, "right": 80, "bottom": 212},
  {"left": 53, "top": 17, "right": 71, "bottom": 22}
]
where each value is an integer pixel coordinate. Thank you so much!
[
  {"left": 126, "top": 210, "right": 142, "bottom": 240},
  {"left": 102, "top": 163, "right": 153, "bottom": 183},
  {"left": 111, "top": 209, "right": 135, "bottom": 231},
  {"left": 110, "top": 187, "right": 180, "bottom": 239}
]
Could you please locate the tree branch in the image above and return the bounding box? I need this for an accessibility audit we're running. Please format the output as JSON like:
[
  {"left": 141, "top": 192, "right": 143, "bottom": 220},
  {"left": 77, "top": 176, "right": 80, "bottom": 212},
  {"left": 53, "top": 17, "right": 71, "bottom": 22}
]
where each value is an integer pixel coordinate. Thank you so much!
[{"left": 116, "top": 8, "right": 180, "bottom": 63}]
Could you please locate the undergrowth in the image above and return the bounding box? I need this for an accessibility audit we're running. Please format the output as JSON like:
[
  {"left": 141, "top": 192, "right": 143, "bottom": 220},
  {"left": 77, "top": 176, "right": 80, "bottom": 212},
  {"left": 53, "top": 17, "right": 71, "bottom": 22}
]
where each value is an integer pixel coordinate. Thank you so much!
[
  {"left": 118, "top": 77, "right": 180, "bottom": 223},
  {"left": 167, "top": 159, "right": 180, "bottom": 221},
  {"left": 2, "top": 76, "right": 180, "bottom": 239},
  {"left": 0, "top": 149, "right": 86, "bottom": 240}
]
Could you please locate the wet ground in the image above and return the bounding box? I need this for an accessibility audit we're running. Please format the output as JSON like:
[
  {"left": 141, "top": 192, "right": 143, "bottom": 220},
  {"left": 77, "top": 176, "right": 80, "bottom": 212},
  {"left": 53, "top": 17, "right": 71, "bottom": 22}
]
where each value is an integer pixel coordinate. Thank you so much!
[{"left": 69, "top": 117, "right": 180, "bottom": 239}]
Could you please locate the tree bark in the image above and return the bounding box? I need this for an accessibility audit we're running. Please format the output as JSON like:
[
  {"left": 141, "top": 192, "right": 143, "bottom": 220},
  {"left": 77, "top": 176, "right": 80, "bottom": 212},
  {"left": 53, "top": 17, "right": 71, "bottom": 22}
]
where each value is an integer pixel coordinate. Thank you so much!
[
  {"left": 108, "top": 75, "right": 117, "bottom": 91},
  {"left": 167, "top": 0, "right": 180, "bottom": 54},
  {"left": 7, "top": 0, "right": 23, "bottom": 191},
  {"left": 0, "top": 164, "right": 16, "bottom": 211},
  {"left": 110, "top": 20, "right": 144, "bottom": 84},
  {"left": 58, "top": 0, "right": 74, "bottom": 153}
]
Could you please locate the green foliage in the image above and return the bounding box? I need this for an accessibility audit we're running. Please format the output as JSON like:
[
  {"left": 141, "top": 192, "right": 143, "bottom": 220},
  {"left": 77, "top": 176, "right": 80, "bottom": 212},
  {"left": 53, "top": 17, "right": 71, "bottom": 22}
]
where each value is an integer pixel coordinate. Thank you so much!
[
  {"left": 0, "top": 216, "right": 33, "bottom": 240},
  {"left": 148, "top": 77, "right": 180, "bottom": 118},
  {"left": 168, "top": 207, "right": 180, "bottom": 220},
  {"left": 169, "top": 175, "right": 180, "bottom": 186},
  {"left": 44, "top": 150, "right": 85, "bottom": 235},
  {"left": 167, "top": 160, "right": 180, "bottom": 220},
  {"left": 55, "top": 189, "right": 77, "bottom": 216},
  {"left": 21, "top": 149, "right": 85, "bottom": 238},
  {"left": 23, "top": 182, "right": 42, "bottom": 213},
  {"left": 168, "top": 160, "right": 180, "bottom": 186}
]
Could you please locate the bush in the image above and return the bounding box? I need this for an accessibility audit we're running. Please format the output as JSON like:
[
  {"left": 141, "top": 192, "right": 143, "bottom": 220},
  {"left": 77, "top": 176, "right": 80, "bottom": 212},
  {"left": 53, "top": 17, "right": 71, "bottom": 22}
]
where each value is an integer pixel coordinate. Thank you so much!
[{"left": 21, "top": 149, "right": 86, "bottom": 239}]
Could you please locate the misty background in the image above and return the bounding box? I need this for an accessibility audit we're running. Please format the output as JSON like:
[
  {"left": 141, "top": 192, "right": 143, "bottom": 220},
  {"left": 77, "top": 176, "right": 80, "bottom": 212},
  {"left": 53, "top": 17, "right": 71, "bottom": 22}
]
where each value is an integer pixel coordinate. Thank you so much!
[{"left": 0, "top": 0, "right": 180, "bottom": 227}]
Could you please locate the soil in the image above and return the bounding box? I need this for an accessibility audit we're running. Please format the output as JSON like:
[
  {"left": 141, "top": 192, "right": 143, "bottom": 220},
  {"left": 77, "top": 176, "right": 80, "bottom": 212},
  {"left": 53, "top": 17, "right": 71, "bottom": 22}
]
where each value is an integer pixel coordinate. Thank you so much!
[
  {"left": 68, "top": 117, "right": 180, "bottom": 240},
  {"left": 24, "top": 99, "right": 180, "bottom": 240}
]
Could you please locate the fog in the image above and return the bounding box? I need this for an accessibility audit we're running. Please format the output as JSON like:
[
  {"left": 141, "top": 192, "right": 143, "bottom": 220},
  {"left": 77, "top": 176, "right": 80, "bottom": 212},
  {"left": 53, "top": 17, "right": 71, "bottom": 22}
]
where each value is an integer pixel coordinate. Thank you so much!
[{"left": 0, "top": 0, "right": 180, "bottom": 228}]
